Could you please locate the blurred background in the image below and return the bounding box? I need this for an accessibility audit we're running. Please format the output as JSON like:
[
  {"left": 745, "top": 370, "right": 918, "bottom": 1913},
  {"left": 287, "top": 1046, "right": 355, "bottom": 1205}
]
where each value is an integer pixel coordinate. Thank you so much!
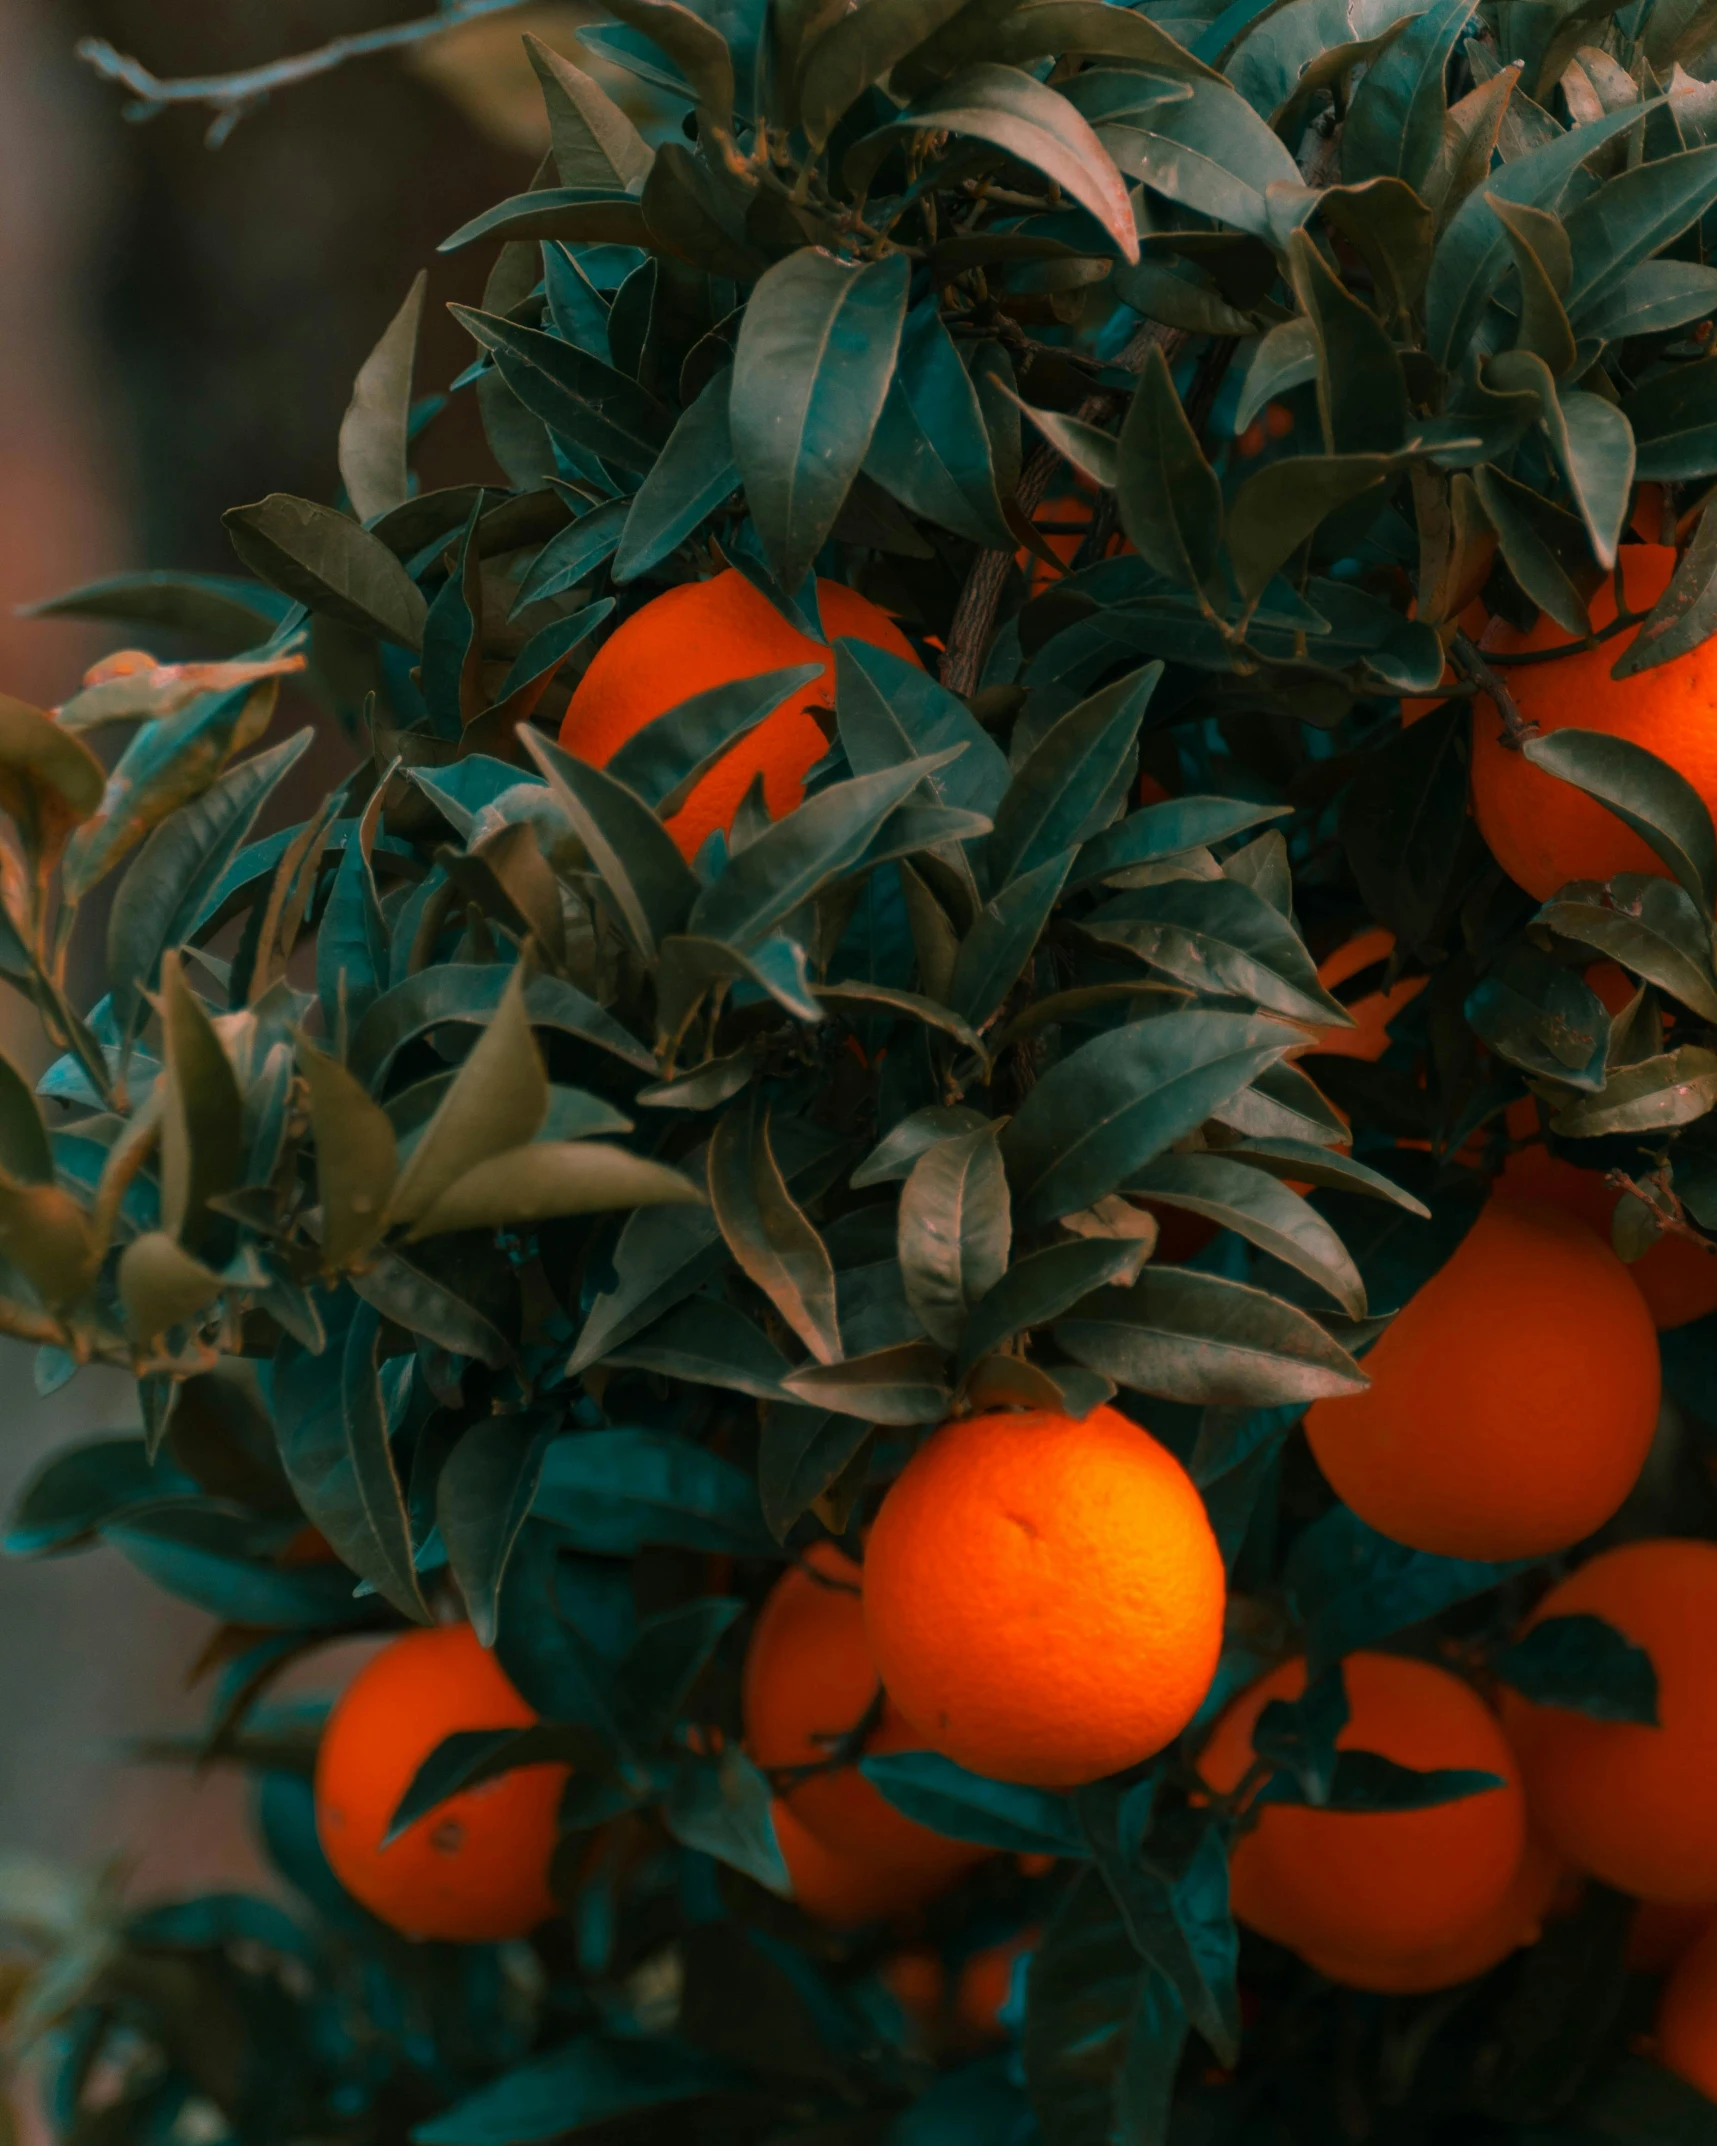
[{"left": 0, "top": 0, "right": 589, "bottom": 1966}]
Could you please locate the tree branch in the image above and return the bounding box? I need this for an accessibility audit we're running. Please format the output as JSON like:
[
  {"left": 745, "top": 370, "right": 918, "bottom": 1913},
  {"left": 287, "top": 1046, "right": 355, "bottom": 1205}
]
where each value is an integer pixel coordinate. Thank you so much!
[{"left": 77, "top": 0, "right": 538, "bottom": 144}]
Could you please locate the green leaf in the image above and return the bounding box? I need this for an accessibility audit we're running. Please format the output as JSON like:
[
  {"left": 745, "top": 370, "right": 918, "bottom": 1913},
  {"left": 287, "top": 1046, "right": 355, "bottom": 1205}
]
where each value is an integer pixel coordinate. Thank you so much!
[
  {"left": 835, "top": 639, "right": 1011, "bottom": 820},
  {"left": 1523, "top": 728, "right": 1717, "bottom": 910},
  {"left": 1612, "top": 497, "right": 1717, "bottom": 679},
  {"left": 782, "top": 1341, "right": 953, "bottom": 1422},
  {"left": 570, "top": 1202, "right": 727, "bottom": 1373},
  {"left": 1288, "top": 230, "right": 1409, "bottom": 456},
  {"left": 852, "top": 1103, "right": 988, "bottom": 1187},
  {"left": 5, "top": 1438, "right": 186, "bottom": 1557},
  {"left": 300, "top": 1043, "right": 399, "bottom": 1271},
  {"left": 513, "top": 497, "right": 630, "bottom": 611},
  {"left": 450, "top": 306, "right": 673, "bottom": 475},
  {"left": 1007, "top": 396, "right": 1119, "bottom": 490},
  {"left": 1003, "top": 1008, "right": 1300, "bottom": 1224},
  {"left": 1564, "top": 145, "right": 1717, "bottom": 323},
  {"left": 387, "top": 1723, "right": 596, "bottom": 1843},
  {"left": 102, "top": 1505, "right": 367, "bottom": 1630},
  {"left": 600, "top": 0, "right": 736, "bottom": 127},
  {"left": 524, "top": 35, "right": 655, "bottom": 190},
  {"left": 1537, "top": 876, "right": 1717, "bottom": 1025},
  {"left": 947, "top": 848, "right": 1077, "bottom": 1030},
  {"left": 862, "top": 1750, "right": 1085, "bottom": 1855},
  {"left": 687, "top": 750, "right": 956, "bottom": 949},
  {"left": 1255, "top": 1752, "right": 1505, "bottom": 1812},
  {"left": 1095, "top": 69, "right": 1303, "bottom": 245},
  {"left": 757, "top": 1403, "right": 871, "bottom": 1539},
  {"left": 956, "top": 1236, "right": 1154, "bottom": 1375},
  {"left": 1624, "top": 357, "right": 1717, "bottom": 481},
  {"left": 408, "top": 1141, "right": 703, "bottom": 1239},
  {"left": 1073, "top": 796, "right": 1288, "bottom": 887},
  {"left": 437, "top": 1415, "right": 556, "bottom": 1648},
  {"left": 532, "top": 1427, "right": 771, "bottom": 1555},
  {"left": 853, "top": 64, "right": 1141, "bottom": 263},
  {"left": 522, "top": 731, "right": 699, "bottom": 959},
  {"left": 274, "top": 1301, "right": 427, "bottom": 1624},
  {"left": 222, "top": 496, "right": 427, "bottom": 648},
  {"left": 414, "top": 2036, "right": 732, "bottom": 2146},
  {"left": 1226, "top": 453, "right": 1402, "bottom": 603},
  {"left": 1492, "top": 1612, "right": 1659, "bottom": 1725},
  {"left": 897, "top": 1124, "right": 1011, "bottom": 1348},
  {"left": 664, "top": 1745, "right": 789, "bottom": 1890},
  {"left": 1425, "top": 98, "right": 1655, "bottom": 369},
  {"left": 339, "top": 273, "right": 426, "bottom": 524},
  {"left": 349, "top": 964, "right": 653, "bottom": 1091},
  {"left": 1288, "top": 1503, "right": 1523, "bottom": 1675},
  {"left": 439, "top": 188, "right": 652, "bottom": 252},
  {"left": 799, "top": 0, "right": 972, "bottom": 147},
  {"left": 1472, "top": 461, "right": 1596, "bottom": 637},
  {"left": 607, "top": 663, "right": 823, "bottom": 815},
  {"left": 117, "top": 1231, "right": 221, "bottom": 1343},
  {"left": 1217, "top": 1139, "right": 1431, "bottom": 1214},
  {"left": 814, "top": 981, "right": 987, "bottom": 1059},
  {"left": 1341, "top": 0, "right": 1477, "bottom": 190},
  {"left": 730, "top": 249, "right": 910, "bottom": 593},
  {"left": 157, "top": 951, "right": 244, "bottom": 1252},
  {"left": 708, "top": 1100, "right": 840, "bottom": 1362},
  {"left": 351, "top": 1248, "right": 513, "bottom": 1367},
  {"left": 1083, "top": 877, "right": 1351, "bottom": 1027},
  {"left": 1465, "top": 945, "right": 1610, "bottom": 1090},
  {"left": 612, "top": 365, "right": 738, "bottom": 586},
  {"left": 865, "top": 299, "right": 1016, "bottom": 549},
  {"left": 1128, "top": 1153, "right": 1365, "bottom": 1315},
  {"left": 1116, "top": 345, "right": 1223, "bottom": 594},
  {"left": 1055, "top": 1266, "right": 1368, "bottom": 1405},
  {"left": 989, "top": 667, "right": 1158, "bottom": 891},
  {"left": 1080, "top": 1803, "right": 1238, "bottom": 2067},
  {"left": 1550, "top": 1046, "right": 1717, "bottom": 1137},
  {"left": 20, "top": 570, "right": 290, "bottom": 653},
  {"left": 602, "top": 1293, "right": 792, "bottom": 1398}
]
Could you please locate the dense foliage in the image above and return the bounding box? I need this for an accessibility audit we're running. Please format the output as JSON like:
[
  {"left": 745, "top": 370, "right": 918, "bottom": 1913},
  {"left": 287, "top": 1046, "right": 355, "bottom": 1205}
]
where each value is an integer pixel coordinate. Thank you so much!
[{"left": 11, "top": 0, "right": 1717, "bottom": 2138}]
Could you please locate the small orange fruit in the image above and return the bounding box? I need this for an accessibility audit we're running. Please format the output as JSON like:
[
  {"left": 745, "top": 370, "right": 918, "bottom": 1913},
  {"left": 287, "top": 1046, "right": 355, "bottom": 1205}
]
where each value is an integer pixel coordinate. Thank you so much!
[
  {"left": 880, "top": 1946, "right": 946, "bottom": 2034},
  {"left": 863, "top": 1405, "right": 1225, "bottom": 1788},
  {"left": 1499, "top": 1540, "right": 1717, "bottom": 1902},
  {"left": 1310, "top": 927, "right": 1426, "bottom": 1063},
  {"left": 314, "top": 1624, "right": 565, "bottom": 1941},
  {"left": 744, "top": 1542, "right": 986, "bottom": 1883},
  {"left": 558, "top": 568, "right": 917, "bottom": 860},
  {"left": 1199, "top": 1652, "right": 1527, "bottom": 1967},
  {"left": 1300, "top": 1834, "right": 1564, "bottom": 1992},
  {"left": 1302, "top": 1199, "right": 1659, "bottom": 1558},
  {"left": 955, "top": 1928, "right": 1038, "bottom": 2038},
  {"left": 1471, "top": 545, "right": 1717, "bottom": 901},
  {"left": 1658, "top": 1918, "right": 1717, "bottom": 2099}
]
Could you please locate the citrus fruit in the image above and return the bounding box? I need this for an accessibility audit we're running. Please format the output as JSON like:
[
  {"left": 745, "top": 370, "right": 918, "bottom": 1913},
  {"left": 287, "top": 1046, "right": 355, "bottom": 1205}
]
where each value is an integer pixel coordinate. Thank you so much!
[
  {"left": 1300, "top": 1834, "right": 1564, "bottom": 1992},
  {"left": 955, "top": 1929, "right": 1037, "bottom": 2038},
  {"left": 863, "top": 1404, "right": 1225, "bottom": 1788},
  {"left": 1302, "top": 1198, "right": 1659, "bottom": 1558},
  {"left": 1199, "top": 1652, "right": 1527, "bottom": 1966},
  {"left": 1658, "top": 1917, "right": 1717, "bottom": 2098},
  {"left": 1470, "top": 545, "right": 1717, "bottom": 901},
  {"left": 1498, "top": 1091, "right": 1717, "bottom": 1331},
  {"left": 314, "top": 1623, "right": 565, "bottom": 1941},
  {"left": 1499, "top": 1540, "right": 1717, "bottom": 1902},
  {"left": 558, "top": 568, "right": 917, "bottom": 860},
  {"left": 772, "top": 1799, "right": 966, "bottom": 1927},
  {"left": 744, "top": 1541, "right": 987, "bottom": 1882},
  {"left": 1630, "top": 1900, "right": 1716, "bottom": 1974},
  {"left": 1311, "top": 926, "right": 1426, "bottom": 1062},
  {"left": 881, "top": 1947, "right": 947, "bottom": 2036}
]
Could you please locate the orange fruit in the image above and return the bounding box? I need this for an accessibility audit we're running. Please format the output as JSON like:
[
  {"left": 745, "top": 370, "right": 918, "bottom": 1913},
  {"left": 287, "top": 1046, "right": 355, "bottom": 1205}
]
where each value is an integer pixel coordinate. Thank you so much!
[
  {"left": 1659, "top": 1917, "right": 1717, "bottom": 2098},
  {"left": 1629, "top": 1899, "right": 1716, "bottom": 1974},
  {"left": 863, "top": 1405, "right": 1225, "bottom": 1788},
  {"left": 558, "top": 568, "right": 917, "bottom": 860},
  {"left": 314, "top": 1624, "right": 565, "bottom": 1941},
  {"left": 1310, "top": 926, "right": 1426, "bottom": 1062},
  {"left": 743, "top": 1542, "right": 986, "bottom": 1882},
  {"left": 1302, "top": 1198, "right": 1659, "bottom": 1558},
  {"left": 1301, "top": 1834, "right": 1564, "bottom": 1992},
  {"left": 1499, "top": 1541, "right": 1717, "bottom": 1903},
  {"left": 880, "top": 1946, "right": 946, "bottom": 2033},
  {"left": 1471, "top": 545, "right": 1717, "bottom": 901},
  {"left": 955, "top": 1928, "right": 1037, "bottom": 2038},
  {"left": 1499, "top": 1089, "right": 1717, "bottom": 1332},
  {"left": 772, "top": 1799, "right": 965, "bottom": 1927},
  {"left": 1199, "top": 1652, "right": 1527, "bottom": 1967}
]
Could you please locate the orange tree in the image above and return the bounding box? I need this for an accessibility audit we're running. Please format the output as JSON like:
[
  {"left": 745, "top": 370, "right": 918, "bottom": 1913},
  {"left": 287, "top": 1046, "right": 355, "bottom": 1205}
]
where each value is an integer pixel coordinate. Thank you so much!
[{"left": 10, "top": 2, "right": 1717, "bottom": 2140}]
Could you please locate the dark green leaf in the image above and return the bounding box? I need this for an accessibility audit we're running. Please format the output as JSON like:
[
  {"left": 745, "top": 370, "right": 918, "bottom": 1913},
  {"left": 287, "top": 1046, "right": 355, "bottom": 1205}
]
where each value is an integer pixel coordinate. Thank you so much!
[
  {"left": 1255, "top": 1751, "right": 1506, "bottom": 1811},
  {"left": 1564, "top": 145, "right": 1717, "bottom": 323},
  {"left": 1492, "top": 1611, "right": 1659, "bottom": 1725},
  {"left": 437, "top": 1415, "right": 557, "bottom": 1647},
  {"left": 339, "top": 273, "right": 425, "bottom": 524},
  {"left": 989, "top": 667, "right": 1158, "bottom": 891},
  {"left": 664, "top": 1744, "right": 790, "bottom": 1890},
  {"left": 522, "top": 730, "right": 698, "bottom": 957},
  {"left": 1289, "top": 230, "right": 1409, "bottom": 457},
  {"left": 613, "top": 364, "right": 740, "bottom": 585},
  {"left": 1083, "top": 876, "right": 1351, "bottom": 1027},
  {"left": 835, "top": 639, "right": 1011, "bottom": 820},
  {"left": 349, "top": 963, "right": 652, "bottom": 1090},
  {"left": 757, "top": 1402, "right": 872, "bottom": 1539},
  {"left": 897, "top": 1124, "right": 1011, "bottom": 1348},
  {"left": 861, "top": 1750, "right": 1085, "bottom": 1854},
  {"left": 414, "top": 2036, "right": 732, "bottom": 2146},
  {"left": 440, "top": 188, "right": 651, "bottom": 252},
  {"left": 956, "top": 1236, "right": 1152, "bottom": 1375},
  {"left": 1341, "top": 0, "right": 1476, "bottom": 191},
  {"left": 1473, "top": 461, "right": 1595, "bottom": 637},
  {"left": 608, "top": 663, "right": 823, "bottom": 814},
  {"left": 799, "top": 0, "right": 972, "bottom": 147},
  {"left": 1539, "top": 875, "right": 1717, "bottom": 1023},
  {"left": 947, "top": 848, "right": 1076, "bottom": 1031},
  {"left": 1127, "top": 1152, "right": 1365, "bottom": 1315},
  {"left": 1073, "top": 796, "right": 1288, "bottom": 888},
  {"left": 1116, "top": 345, "right": 1223, "bottom": 593},
  {"left": 21, "top": 570, "right": 289, "bottom": 652},
  {"left": 1613, "top": 498, "right": 1717, "bottom": 679},
  {"left": 1288, "top": 1503, "right": 1524, "bottom": 1675},
  {"left": 532, "top": 1427, "right": 771, "bottom": 1555},
  {"left": 1216, "top": 1139, "right": 1431, "bottom": 1214},
  {"left": 223, "top": 496, "right": 427, "bottom": 648},
  {"left": 526, "top": 35, "right": 654, "bottom": 191},
  {"left": 451, "top": 305, "right": 673, "bottom": 475},
  {"left": 709, "top": 1099, "right": 840, "bottom": 1362},
  {"left": 782, "top": 1341, "right": 952, "bottom": 1422},
  {"left": 1551, "top": 1045, "right": 1717, "bottom": 1136},
  {"left": 865, "top": 299, "right": 1015, "bottom": 549},
  {"left": 1625, "top": 358, "right": 1717, "bottom": 481},
  {"left": 1226, "top": 453, "right": 1402, "bottom": 603},
  {"left": 1525, "top": 728, "right": 1717, "bottom": 912}
]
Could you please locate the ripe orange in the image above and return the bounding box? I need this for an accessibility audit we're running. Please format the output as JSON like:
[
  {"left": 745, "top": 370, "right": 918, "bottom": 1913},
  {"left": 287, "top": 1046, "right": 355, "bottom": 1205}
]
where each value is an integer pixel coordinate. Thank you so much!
[
  {"left": 1199, "top": 1652, "right": 1526, "bottom": 1967},
  {"left": 772, "top": 1799, "right": 967, "bottom": 1927},
  {"left": 880, "top": 1946, "right": 946, "bottom": 2035},
  {"left": 1659, "top": 1918, "right": 1717, "bottom": 2098},
  {"left": 1499, "top": 1090, "right": 1717, "bottom": 1331},
  {"left": 1310, "top": 926, "right": 1426, "bottom": 1062},
  {"left": 1300, "top": 1834, "right": 1564, "bottom": 1992},
  {"left": 1499, "top": 1540, "right": 1717, "bottom": 1902},
  {"left": 744, "top": 1542, "right": 987, "bottom": 1883},
  {"left": 1629, "top": 1899, "right": 1716, "bottom": 1974},
  {"left": 955, "top": 1928, "right": 1037, "bottom": 2038},
  {"left": 314, "top": 1624, "right": 565, "bottom": 1941},
  {"left": 558, "top": 568, "right": 917, "bottom": 860},
  {"left": 1302, "top": 1199, "right": 1659, "bottom": 1558},
  {"left": 1471, "top": 545, "right": 1717, "bottom": 901},
  {"left": 863, "top": 1405, "right": 1225, "bottom": 1788}
]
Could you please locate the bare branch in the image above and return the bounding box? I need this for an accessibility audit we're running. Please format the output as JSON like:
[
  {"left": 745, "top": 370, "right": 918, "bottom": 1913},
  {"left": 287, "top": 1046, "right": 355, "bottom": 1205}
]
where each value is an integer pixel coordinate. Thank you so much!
[{"left": 77, "top": 0, "right": 539, "bottom": 145}]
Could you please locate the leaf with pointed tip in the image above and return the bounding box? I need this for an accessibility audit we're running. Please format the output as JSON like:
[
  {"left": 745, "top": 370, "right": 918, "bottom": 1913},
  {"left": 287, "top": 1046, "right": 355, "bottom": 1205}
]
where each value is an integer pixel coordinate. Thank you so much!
[
  {"left": 782, "top": 1341, "right": 952, "bottom": 1422},
  {"left": 948, "top": 848, "right": 1077, "bottom": 1031},
  {"left": 708, "top": 1101, "right": 840, "bottom": 1362},
  {"left": 451, "top": 306, "right": 673, "bottom": 475},
  {"left": 1549, "top": 1046, "right": 1717, "bottom": 1137},
  {"left": 525, "top": 34, "right": 654, "bottom": 191},
  {"left": 439, "top": 189, "right": 652, "bottom": 252},
  {"left": 1008, "top": 395, "right": 1119, "bottom": 490},
  {"left": 1537, "top": 875, "right": 1717, "bottom": 1024},
  {"left": 835, "top": 639, "right": 1010, "bottom": 820},
  {"left": 897, "top": 1125, "right": 1011, "bottom": 1348},
  {"left": 1624, "top": 357, "right": 1717, "bottom": 481},
  {"left": 799, "top": 0, "right": 973, "bottom": 146},
  {"left": 223, "top": 496, "right": 427, "bottom": 648},
  {"left": 350, "top": 1248, "right": 513, "bottom": 1367},
  {"left": 340, "top": 274, "right": 426, "bottom": 525},
  {"left": 1491, "top": 1612, "right": 1658, "bottom": 1724},
  {"left": 865, "top": 299, "right": 1015, "bottom": 549},
  {"left": 1073, "top": 797, "right": 1289, "bottom": 888},
  {"left": 863, "top": 1750, "right": 1084, "bottom": 1855},
  {"left": 1083, "top": 877, "right": 1351, "bottom": 1027},
  {"left": 1055, "top": 1267, "right": 1368, "bottom": 1406},
  {"left": 1094, "top": 69, "right": 1302, "bottom": 244},
  {"left": 522, "top": 731, "right": 698, "bottom": 958},
  {"left": 1564, "top": 145, "right": 1717, "bottom": 325},
  {"left": 1471, "top": 462, "right": 1594, "bottom": 637},
  {"left": 601, "top": 0, "right": 735, "bottom": 123},
  {"left": 1523, "top": 728, "right": 1717, "bottom": 911},
  {"left": 300, "top": 1043, "right": 398, "bottom": 1271},
  {"left": 437, "top": 1415, "right": 557, "bottom": 1648},
  {"left": 608, "top": 664, "right": 823, "bottom": 815},
  {"left": 1612, "top": 498, "right": 1717, "bottom": 680},
  {"left": 956, "top": 1236, "right": 1149, "bottom": 1376},
  {"left": 532, "top": 1427, "right": 771, "bottom": 1556},
  {"left": 387, "top": 967, "right": 547, "bottom": 1229},
  {"left": 1116, "top": 345, "right": 1223, "bottom": 593},
  {"left": 612, "top": 365, "right": 738, "bottom": 586},
  {"left": 1341, "top": 0, "right": 1477, "bottom": 191},
  {"left": 1288, "top": 230, "right": 1409, "bottom": 456},
  {"left": 1128, "top": 1153, "right": 1365, "bottom": 1315},
  {"left": 513, "top": 498, "right": 630, "bottom": 612},
  {"left": 1226, "top": 453, "right": 1402, "bottom": 603},
  {"left": 350, "top": 965, "right": 653, "bottom": 1091},
  {"left": 408, "top": 1141, "right": 704, "bottom": 1239},
  {"left": 1219, "top": 1140, "right": 1431, "bottom": 1214},
  {"left": 990, "top": 669, "right": 1158, "bottom": 892},
  {"left": 730, "top": 250, "right": 910, "bottom": 594},
  {"left": 602, "top": 1294, "right": 792, "bottom": 1398},
  {"left": 757, "top": 1404, "right": 873, "bottom": 1541}
]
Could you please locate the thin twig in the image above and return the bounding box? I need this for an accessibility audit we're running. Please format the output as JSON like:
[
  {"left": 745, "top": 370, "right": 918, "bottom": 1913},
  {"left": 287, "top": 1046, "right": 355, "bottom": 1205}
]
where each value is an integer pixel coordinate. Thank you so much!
[
  {"left": 1449, "top": 629, "right": 1536, "bottom": 749},
  {"left": 77, "top": 0, "right": 535, "bottom": 142},
  {"left": 1480, "top": 606, "right": 1649, "bottom": 666}
]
